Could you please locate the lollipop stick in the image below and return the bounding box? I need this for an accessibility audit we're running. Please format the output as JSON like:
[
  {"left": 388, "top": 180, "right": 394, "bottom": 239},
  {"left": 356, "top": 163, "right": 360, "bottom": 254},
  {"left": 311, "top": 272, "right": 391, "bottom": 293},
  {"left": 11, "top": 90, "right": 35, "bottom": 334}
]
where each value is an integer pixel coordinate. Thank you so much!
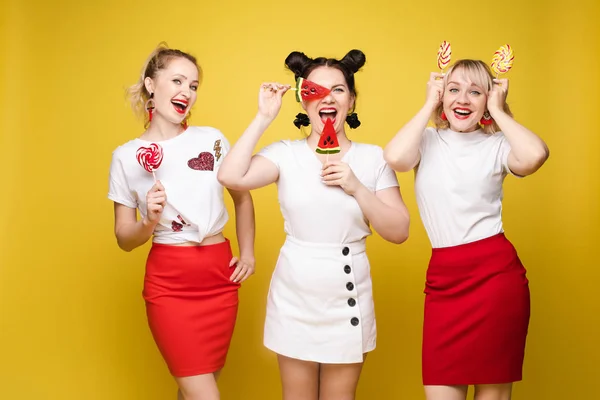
[{"left": 152, "top": 170, "right": 157, "bottom": 183}]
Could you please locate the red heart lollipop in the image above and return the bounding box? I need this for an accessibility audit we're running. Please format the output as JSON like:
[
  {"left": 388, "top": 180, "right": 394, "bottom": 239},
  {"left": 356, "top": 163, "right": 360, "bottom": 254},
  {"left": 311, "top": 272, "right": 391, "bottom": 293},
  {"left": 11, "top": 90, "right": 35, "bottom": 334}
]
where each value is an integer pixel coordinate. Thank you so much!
[{"left": 136, "top": 143, "right": 163, "bottom": 181}]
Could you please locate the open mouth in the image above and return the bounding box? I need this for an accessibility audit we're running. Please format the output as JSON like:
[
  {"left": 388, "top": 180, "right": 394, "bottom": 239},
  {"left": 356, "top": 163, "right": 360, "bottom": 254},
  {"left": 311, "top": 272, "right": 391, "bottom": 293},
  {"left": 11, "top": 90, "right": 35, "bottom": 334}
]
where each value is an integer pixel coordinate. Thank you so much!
[
  {"left": 453, "top": 108, "right": 472, "bottom": 120},
  {"left": 319, "top": 107, "right": 337, "bottom": 123},
  {"left": 171, "top": 99, "right": 188, "bottom": 115}
]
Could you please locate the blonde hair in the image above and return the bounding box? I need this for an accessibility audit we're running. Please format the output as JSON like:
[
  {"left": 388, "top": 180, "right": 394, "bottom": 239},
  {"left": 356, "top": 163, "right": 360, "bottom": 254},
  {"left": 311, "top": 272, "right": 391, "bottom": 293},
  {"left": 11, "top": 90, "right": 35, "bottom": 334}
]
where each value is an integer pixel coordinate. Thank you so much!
[
  {"left": 126, "top": 42, "right": 202, "bottom": 126},
  {"left": 432, "top": 59, "right": 512, "bottom": 134}
]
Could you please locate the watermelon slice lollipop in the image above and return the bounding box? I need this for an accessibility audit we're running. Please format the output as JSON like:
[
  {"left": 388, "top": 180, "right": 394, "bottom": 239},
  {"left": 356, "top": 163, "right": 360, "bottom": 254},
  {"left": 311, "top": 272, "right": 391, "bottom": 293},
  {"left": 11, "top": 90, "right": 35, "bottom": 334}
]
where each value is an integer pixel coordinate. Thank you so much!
[
  {"left": 293, "top": 77, "right": 331, "bottom": 102},
  {"left": 316, "top": 118, "right": 340, "bottom": 155}
]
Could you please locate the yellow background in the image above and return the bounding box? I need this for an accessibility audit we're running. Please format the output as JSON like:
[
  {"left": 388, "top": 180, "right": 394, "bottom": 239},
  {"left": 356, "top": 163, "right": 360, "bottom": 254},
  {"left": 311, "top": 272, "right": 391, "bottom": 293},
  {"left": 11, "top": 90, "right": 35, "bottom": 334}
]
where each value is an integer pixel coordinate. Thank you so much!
[{"left": 2, "top": 0, "right": 599, "bottom": 398}]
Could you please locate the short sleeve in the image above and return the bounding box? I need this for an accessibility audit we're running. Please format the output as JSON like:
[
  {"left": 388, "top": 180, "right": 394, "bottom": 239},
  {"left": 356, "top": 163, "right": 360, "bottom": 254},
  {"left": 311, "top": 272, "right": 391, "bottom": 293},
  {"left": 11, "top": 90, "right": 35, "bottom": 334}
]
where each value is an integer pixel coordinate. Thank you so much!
[
  {"left": 218, "top": 131, "right": 231, "bottom": 155},
  {"left": 375, "top": 147, "right": 400, "bottom": 191},
  {"left": 256, "top": 140, "right": 287, "bottom": 170},
  {"left": 419, "top": 127, "right": 437, "bottom": 157},
  {"left": 108, "top": 151, "right": 137, "bottom": 208},
  {"left": 215, "top": 130, "right": 231, "bottom": 168},
  {"left": 498, "top": 133, "right": 521, "bottom": 177}
]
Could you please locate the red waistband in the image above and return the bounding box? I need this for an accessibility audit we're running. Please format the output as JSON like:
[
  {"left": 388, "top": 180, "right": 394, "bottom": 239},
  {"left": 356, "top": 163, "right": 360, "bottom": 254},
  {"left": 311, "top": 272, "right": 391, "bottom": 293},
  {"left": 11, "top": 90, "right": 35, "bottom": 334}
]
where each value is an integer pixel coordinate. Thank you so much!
[
  {"left": 431, "top": 233, "right": 515, "bottom": 261},
  {"left": 150, "top": 238, "right": 230, "bottom": 253}
]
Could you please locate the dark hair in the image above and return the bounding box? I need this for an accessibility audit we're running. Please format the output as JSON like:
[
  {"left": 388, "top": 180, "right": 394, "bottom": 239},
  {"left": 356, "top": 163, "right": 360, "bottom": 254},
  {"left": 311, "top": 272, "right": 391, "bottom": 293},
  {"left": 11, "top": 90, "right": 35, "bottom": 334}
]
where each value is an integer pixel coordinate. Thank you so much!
[{"left": 284, "top": 49, "right": 366, "bottom": 104}]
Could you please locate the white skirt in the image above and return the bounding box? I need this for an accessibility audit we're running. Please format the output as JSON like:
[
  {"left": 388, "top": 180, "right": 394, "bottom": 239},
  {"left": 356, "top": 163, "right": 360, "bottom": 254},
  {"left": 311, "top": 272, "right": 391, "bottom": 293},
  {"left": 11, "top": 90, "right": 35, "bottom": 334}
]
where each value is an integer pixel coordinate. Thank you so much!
[{"left": 264, "top": 236, "right": 376, "bottom": 363}]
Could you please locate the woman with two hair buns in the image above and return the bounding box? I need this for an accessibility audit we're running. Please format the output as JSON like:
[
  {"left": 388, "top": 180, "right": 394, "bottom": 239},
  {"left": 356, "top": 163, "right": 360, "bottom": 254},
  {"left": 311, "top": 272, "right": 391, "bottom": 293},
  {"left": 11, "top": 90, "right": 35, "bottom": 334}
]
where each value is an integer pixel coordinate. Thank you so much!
[
  {"left": 218, "top": 49, "right": 410, "bottom": 399},
  {"left": 384, "top": 59, "right": 549, "bottom": 400},
  {"left": 108, "top": 43, "right": 256, "bottom": 400}
]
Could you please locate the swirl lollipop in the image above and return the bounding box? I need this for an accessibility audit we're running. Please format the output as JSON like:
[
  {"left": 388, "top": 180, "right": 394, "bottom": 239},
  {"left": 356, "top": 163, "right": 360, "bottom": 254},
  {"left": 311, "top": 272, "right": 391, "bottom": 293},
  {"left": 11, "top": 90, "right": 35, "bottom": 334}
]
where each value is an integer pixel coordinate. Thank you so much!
[
  {"left": 437, "top": 41, "right": 452, "bottom": 73},
  {"left": 491, "top": 44, "right": 514, "bottom": 78},
  {"left": 136, "top": 143, "right": 164, "bottom": 181}
]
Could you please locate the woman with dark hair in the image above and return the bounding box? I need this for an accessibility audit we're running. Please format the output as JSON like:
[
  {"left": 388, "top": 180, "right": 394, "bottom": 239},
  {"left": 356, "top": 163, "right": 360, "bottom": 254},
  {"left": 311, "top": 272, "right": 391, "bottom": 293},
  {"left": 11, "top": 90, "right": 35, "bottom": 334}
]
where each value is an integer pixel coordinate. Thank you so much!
[{"left": 218, "top": 49, "right": 410, "bottom": 399}]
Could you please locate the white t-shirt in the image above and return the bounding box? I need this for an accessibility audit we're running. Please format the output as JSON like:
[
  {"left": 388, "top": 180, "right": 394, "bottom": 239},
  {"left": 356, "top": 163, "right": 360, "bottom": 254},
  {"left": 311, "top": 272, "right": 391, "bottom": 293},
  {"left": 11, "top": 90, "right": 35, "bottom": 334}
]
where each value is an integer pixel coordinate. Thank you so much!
[
  {"left": 415, "top": 127, "right": 516, "bottom": 248},
  {"left": 108, "top": 126, "right": 230, "bottom": 244},
  {"left": 257, "top": 139, "right": 399, "bottom": 244}
]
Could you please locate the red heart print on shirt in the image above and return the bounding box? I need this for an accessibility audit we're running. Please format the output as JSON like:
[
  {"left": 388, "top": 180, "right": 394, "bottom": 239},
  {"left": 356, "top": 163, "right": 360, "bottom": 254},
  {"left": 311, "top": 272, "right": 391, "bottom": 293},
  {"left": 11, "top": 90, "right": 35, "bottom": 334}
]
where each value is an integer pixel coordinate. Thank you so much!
[
  {"left": 188, "top": 152, "right": 214, "bottom": 171},
  {"left": 171, "top": 214, "right": 191, "bottom": 232}
]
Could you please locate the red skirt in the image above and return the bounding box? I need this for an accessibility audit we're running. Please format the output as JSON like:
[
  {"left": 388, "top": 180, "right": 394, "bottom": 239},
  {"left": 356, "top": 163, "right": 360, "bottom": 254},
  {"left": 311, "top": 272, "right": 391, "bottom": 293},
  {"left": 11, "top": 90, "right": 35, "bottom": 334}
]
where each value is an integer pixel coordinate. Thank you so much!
[
  {"left": 422, "top": 233, "right": 530, "bottom": 385},
  {"left": 143, "top": 239, "right": 240, "bottom": 377}
]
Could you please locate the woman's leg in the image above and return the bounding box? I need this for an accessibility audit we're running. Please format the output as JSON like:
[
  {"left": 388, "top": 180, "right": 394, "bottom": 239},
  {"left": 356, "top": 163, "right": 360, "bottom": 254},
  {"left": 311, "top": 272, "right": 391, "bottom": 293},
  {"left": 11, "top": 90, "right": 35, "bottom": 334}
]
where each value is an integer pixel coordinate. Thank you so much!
[
  {"left": 473, "top": 383, "right": 512, "bottom": 400},
  {"left": 175, "top": 372, "right": 221, "bottom": 400},
  {"left": 318, "top": 358, "right": 364, "bottom": 400},
  {"left": 424, "top": 385, "right": 468, "bottom": 400},
  {"left": 278, "top": 354, "right": 320, "bottom": 400}
]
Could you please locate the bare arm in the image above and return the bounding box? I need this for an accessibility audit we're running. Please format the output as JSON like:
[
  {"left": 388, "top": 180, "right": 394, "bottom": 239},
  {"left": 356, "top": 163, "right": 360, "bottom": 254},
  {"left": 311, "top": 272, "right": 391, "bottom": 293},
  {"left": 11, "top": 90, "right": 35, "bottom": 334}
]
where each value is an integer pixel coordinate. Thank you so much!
[
  {"left": 488, "top": 79, "right": 549, "bottom": 176},
  {"left": 218, "top": 115, "right": 280, "bottom": 190},
  {"left": 218, "top": 83, "right": 291, "bottom": 191},
  {"left": 352, "top": 186, "right": 410, "bottom": 244},
  {"left": 113, "top": 181, "right": 166, "bottom": 252},
  {"left": 384, "top": 72, "right": 443, "bottom": 172},
  {"left": 113, "top": 203, "right": 156, "bottom": 252},
  {"left": 321, "top": 162, "right": 410, "bottom": 244},
  {"left": 229, "top": 189, "right": 255, "bottom": 260}
]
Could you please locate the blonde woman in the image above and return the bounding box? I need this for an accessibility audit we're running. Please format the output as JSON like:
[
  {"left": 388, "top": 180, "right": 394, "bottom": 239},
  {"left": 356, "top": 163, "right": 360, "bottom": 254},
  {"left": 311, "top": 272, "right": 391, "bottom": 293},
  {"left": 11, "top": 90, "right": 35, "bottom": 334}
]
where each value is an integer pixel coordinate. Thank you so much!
[
  {"left": 108, "top": 43, "right": 255, "bottom": 400},
  {"left": 384, "top": 59, "right": 549, "bottom": 400}
]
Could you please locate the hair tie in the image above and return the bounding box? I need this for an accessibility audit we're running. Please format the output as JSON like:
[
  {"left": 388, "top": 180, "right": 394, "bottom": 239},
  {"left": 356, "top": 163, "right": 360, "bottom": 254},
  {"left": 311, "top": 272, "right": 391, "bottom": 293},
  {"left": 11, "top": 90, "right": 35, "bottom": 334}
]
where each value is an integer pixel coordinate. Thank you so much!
[
  {"left": 346, "top": 113, "right": 361, "bottom": 129},
  {"left": 293, "top": 113, "right": 310, "bottom": 129}
]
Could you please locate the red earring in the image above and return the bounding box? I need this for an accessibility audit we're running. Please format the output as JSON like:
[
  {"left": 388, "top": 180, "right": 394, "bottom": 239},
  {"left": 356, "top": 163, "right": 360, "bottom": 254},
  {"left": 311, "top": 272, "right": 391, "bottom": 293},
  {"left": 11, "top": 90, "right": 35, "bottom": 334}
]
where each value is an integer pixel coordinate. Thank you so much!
[
  {"left": 480, "top": 111, "right": 493, "bottom": 125},
  {"left": 441, "top": 111, "right": 448, "bottom": 121},
  {"left": 182, "top": 120, "right": 188, "bottom": 130},
  {"left": 145, "top": 93, "right": 155, "bottom": 122}
]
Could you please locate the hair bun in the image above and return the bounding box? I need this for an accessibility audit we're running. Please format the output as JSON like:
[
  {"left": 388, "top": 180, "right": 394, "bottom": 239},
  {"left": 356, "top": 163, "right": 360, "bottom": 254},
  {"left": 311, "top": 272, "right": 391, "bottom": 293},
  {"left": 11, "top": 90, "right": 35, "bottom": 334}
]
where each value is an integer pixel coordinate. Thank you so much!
[
  {"left": 285, "top": 51, "right": 313, "bottom": 78},
  {"left": 293, "top": 113, "right": 310, "bottom": 129},
  {"left": 340, "top": 49, "right": 366, "bottom": 74}
]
